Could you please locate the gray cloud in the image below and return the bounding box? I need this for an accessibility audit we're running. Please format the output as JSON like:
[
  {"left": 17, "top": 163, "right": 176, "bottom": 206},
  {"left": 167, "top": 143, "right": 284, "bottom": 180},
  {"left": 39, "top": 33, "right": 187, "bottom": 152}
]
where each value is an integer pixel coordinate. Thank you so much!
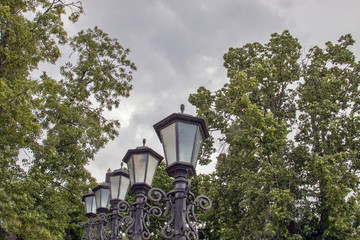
[{"left": 70, "top": 0, "right": 360, "bottom": 181}]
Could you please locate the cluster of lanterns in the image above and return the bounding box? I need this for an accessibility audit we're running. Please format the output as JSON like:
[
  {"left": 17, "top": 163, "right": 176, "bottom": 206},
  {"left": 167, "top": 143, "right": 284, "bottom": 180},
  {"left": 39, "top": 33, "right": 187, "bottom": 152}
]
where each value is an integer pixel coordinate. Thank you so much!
[{"left": 80, "top": 105, "right": 211, "bottom": 240}]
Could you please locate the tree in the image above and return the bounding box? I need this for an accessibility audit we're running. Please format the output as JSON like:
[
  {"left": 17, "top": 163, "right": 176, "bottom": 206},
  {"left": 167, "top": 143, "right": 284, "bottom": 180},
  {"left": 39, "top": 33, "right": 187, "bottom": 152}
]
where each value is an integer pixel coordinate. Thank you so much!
[
  {"left": 0, "top": 1, "right": 136, "bottom": 239},
  {"left": 189, "top": 31, "right": 360, "bottom": 239}
]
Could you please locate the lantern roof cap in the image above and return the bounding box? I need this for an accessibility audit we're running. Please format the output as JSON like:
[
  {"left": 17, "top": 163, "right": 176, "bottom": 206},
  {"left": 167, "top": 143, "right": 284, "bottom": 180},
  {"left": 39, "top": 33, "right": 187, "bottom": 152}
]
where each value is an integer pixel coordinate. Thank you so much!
[
  {"left": 82, "top": 191, "right": 95, "bottom": 202},
  {"left": 153, "top": 105, "right": 210, "bottom": 142},
  {"left": 92, "top": 182, "right": 109, "bottom": 193},
  {"left": 105, "top": 168, "right": 129, "bottom": 183},
  {"left": 122, "top": 139, "right": 163, "bottom": 164}
]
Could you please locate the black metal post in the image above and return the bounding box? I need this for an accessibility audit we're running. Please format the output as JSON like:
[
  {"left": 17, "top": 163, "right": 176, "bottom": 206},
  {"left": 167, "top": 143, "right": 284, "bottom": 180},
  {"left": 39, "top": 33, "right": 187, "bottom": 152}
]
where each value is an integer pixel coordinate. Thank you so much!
[
  {"left": 96, "top": 217, "right": 103, "bottom": 240},
  {"left": 110, "top": 203, "right": 119, "bottom": 240},
  {"left": 172, "top": 169, "right": 188, "bottom": 240},
  {"left": 85, "top": 216, "right": 95, "bottom": 240},
  {"left": 96, "top": 211, "right": 108, "bottom": 240},
  {"left": 133, "top": 189, "right": 147, "bottom": 240}
]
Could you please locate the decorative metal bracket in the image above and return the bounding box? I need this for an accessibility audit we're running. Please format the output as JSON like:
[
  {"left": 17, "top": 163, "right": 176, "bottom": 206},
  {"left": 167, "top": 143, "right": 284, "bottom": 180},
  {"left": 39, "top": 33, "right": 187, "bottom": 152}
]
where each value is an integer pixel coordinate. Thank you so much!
[
  {"left": 78, "top": 216, "right": 97, "bottom": 240},
  {"left": 122, "top": 194, "right": 164, "bottom": 240},
  {"left": 148, "top": 180, "right": 212, "bottom": 240},
  {"left": 79, "top": 181, "right": 211, "bottom": 240},
  {"left": 79, "top": 201, "right": 132, "bottom": 240}
]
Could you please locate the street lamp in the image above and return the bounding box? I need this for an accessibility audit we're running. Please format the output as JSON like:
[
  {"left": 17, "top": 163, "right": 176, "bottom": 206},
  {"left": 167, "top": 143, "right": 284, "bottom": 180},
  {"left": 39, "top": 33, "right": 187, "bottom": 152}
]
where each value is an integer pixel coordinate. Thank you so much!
[
  {"left": 151, "top": 104, "right": 210, "bottom": 240},
  {"left": 82, "top": 192, "right": 97, "bottom": 217},
  {"left": 123, "top": 139, "right": 163, "bottom": 192},
  {"left": 80, "top": 105, "right": 212, "bottom": 240},
  {"left": 93, "top": 183, "right": 111, "bottom": 213},
  {"left": 107, "top": 168, "right": 131, "bottom": 205},
  {"left": 122, "top": 140, "right": 163, "bottom": 240},
  {"left": 92, "top": 183, "right": 111, "bottom": 240},
  {"left": 153, "top": 104, "right": 210, "bottom": 178},
  {"left": 106, "top": 168, "right": 131, "bottom": 239},
  {"left": 81, "top": 192, "right": 97, "bottom": 240}
]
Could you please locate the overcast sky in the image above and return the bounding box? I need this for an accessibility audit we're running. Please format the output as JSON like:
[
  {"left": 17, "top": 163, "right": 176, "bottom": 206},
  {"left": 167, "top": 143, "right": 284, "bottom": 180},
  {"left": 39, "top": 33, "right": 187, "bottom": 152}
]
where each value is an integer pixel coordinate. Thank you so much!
[{"left": 67, "top": 0, "right": 360, "bottom": 182}]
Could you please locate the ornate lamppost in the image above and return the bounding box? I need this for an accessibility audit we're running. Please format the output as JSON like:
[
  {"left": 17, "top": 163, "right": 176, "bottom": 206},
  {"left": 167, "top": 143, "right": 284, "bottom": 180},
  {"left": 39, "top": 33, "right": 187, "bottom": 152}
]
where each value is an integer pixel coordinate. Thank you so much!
[
  {"left": 122, "top": 141, "right": 164, "bottom": 240},
  {"left": 81, "top": 192, "right": 97, "bottom": 239},
  {"left": 106, "top": 168, "right": 131, "bottom": 239},
  {"left": 79, "top": 105, "right": 212, "bottom": 240},
  {"left": 93, "top": 183, "right": 111, "bottom": 240}
]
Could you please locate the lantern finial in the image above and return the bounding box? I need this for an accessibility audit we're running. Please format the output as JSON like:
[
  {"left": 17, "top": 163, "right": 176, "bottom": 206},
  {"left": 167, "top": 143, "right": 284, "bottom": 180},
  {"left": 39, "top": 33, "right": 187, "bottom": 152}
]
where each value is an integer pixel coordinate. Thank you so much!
[{"left": 180, "top": 104, "right": 185, "bottom": 113}]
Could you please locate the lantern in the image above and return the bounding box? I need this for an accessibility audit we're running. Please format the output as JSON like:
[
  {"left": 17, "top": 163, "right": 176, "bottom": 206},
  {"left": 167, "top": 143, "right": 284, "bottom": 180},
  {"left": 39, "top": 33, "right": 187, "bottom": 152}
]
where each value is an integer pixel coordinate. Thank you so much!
[
  {"left": 123, "top": 140, "right": 163, "bottom": 192},
  {"left": 153, "top": 105, "right": 209, "bottom": 178},
  {"left": 106, "top": 168, "right": 131, "bottom": 205},
  {"left": 92, "top": 183, "right": 110, "bottom": 213},
  {"left": 82, "top": 192, "right": 97, "bottom": 217}
]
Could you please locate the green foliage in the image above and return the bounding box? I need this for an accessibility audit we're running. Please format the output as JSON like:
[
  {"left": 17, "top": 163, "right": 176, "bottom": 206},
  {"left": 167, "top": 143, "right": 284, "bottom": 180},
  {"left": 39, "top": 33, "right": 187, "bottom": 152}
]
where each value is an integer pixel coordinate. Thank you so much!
[
  {"left": 189, "top": 31, "right": 360, "bottom": 239},
  {"left": 0, "top": 1, "right": 136, "bottom": 239}
]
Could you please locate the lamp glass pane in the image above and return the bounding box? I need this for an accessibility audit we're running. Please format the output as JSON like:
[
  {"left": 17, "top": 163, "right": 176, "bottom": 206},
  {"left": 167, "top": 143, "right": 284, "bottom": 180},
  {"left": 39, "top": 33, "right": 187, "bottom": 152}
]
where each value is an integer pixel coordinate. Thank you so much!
[
  {"left": 106, "top": 197, "right": 111, "bottom": 209},
  {"left": 127, "top": 158, "right": 135, "bottom": 185},
  {"left": 95, "top": 189, "right": 101, "bottom": 209},
  {"left": 92, "top": 196, "right": 96, "bottom": 213},
  {"left": 101, "top": 188, "right": 110, "bottom": 208},
  {"left": 110, "top": 175, "right": 120, "bottom": 199},
  {"left": 119, "top": 176, "right": 130, "bottom": 200},
  {"left": 178, "top": 122, "right": 197, "bottom": 163},
  {"left": 133, "top": 154, "right": 147, "bottom": 183},
  {"left": 191, "top": 127, "right": 204, "bottom": 168},
  {"left": 160, "top": 123, "right": 176, "bottom": 166},
  {"left": 145, "top": 155, "right": 159, "bottom": 185}
]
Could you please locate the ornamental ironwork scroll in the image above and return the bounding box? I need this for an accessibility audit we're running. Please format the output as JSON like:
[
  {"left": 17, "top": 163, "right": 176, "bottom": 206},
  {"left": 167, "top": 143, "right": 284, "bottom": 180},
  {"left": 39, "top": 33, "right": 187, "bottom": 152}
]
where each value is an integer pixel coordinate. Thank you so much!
[
  {"left": 148, "top": 180, "right": 212, "bottom": 240},
  {"left": 79, "top": 182, "right": 211, "bottom": 240}
]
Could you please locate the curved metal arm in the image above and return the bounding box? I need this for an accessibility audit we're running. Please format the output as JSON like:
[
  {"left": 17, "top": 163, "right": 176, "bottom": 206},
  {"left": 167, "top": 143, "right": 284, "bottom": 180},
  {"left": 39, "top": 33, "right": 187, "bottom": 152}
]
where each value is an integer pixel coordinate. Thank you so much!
[
  {"left": 148, "top": 187, "right": 176, "bottom": 239},
  {"left": 147, "top": 179, "right": 212, "bottom": 240},
  {"left": 185, "top": 195, "right": 212, "bottom": 240},
  {"left": 117, "top": 200, "right": 131, "bottom": 212}
]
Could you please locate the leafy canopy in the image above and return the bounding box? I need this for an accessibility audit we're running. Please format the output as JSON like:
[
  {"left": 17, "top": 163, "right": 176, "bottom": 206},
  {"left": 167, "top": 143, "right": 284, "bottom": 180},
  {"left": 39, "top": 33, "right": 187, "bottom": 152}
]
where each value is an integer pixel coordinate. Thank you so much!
[
  {"left": 189, "top": 31, "right": 360, "bottom": 239},
  {"left": 0, "top": 1, "right": 136, "bottom": 239}
]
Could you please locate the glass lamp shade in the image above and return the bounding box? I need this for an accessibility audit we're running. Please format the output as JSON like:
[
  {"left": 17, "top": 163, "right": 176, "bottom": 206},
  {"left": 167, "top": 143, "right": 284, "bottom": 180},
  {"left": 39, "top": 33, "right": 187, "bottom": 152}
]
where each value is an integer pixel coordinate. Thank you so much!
[
  {"left": 82, "top": 192, "right": 96, "bottom": 217},
  {"left": 92, "top": 183, "right": 110, "bottom": 213},
  {"left": 153, "top": 110, "right": 209, "bottom": 178},
  {"left": 122, "top": 145, "right": 163, "bottom": 192},
  {"left": 106, "top": 168, "right": 130, "bottom": 205}
]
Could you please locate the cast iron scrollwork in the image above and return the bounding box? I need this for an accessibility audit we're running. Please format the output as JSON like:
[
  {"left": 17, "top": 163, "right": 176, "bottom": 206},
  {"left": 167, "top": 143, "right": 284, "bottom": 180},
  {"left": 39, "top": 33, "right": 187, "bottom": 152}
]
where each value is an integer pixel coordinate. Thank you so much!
[
  {"left": 97, "top": 212, "right": 111, "bottom": 239},
  {"left": 148, "top": 187, "right": 175, "bottom": 239},
  {"left": 185, "top": 194, "right": 212, "bottom": 240},
  {"left": 122, "top": 194, "right": 165, "bottom": 240},
  {"left": 78, "top": 217, "right": 97, "bottom": 240},
  {"left": 148, "top": 180, "right": 212, "bottom": 240},
  {"left": 80, "top": 185, "right": 211, "bottom": 240},
  {"left": 116, "top": 200, "right": 131, "bottom": 237}
]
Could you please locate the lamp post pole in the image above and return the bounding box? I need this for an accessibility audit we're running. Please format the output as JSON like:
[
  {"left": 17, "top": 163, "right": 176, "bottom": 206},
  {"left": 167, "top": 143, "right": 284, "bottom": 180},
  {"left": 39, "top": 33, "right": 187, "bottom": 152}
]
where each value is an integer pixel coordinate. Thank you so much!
[
  {"left": 96, "top": 211, "right": 107, "bottom": 240},
  {"left": 122, "top": 142, "right": 164, "bottom": 240},
  {"left": 109, "top": 202, "right": 119, "bottom": 240},
  {"left": 173, "top": 174, "right": 187, "bottom": 240},
  {"left": 82, "top": 192, "right": 97, "bottom": 240},
  {"left": 106, "top": 167, "right": 131, "bottom": 240},
  {"left": 84, "top": 215, "right": 96, "bottom": 240},
  {"left": 153, "top": 104, "right": 210, "bottom": 240},
  {"left": 92, "top": 183, "right": 110, "bottom": 240},
  {"left": 132, "top": 187, "right": 147, "bottom": 240}
]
